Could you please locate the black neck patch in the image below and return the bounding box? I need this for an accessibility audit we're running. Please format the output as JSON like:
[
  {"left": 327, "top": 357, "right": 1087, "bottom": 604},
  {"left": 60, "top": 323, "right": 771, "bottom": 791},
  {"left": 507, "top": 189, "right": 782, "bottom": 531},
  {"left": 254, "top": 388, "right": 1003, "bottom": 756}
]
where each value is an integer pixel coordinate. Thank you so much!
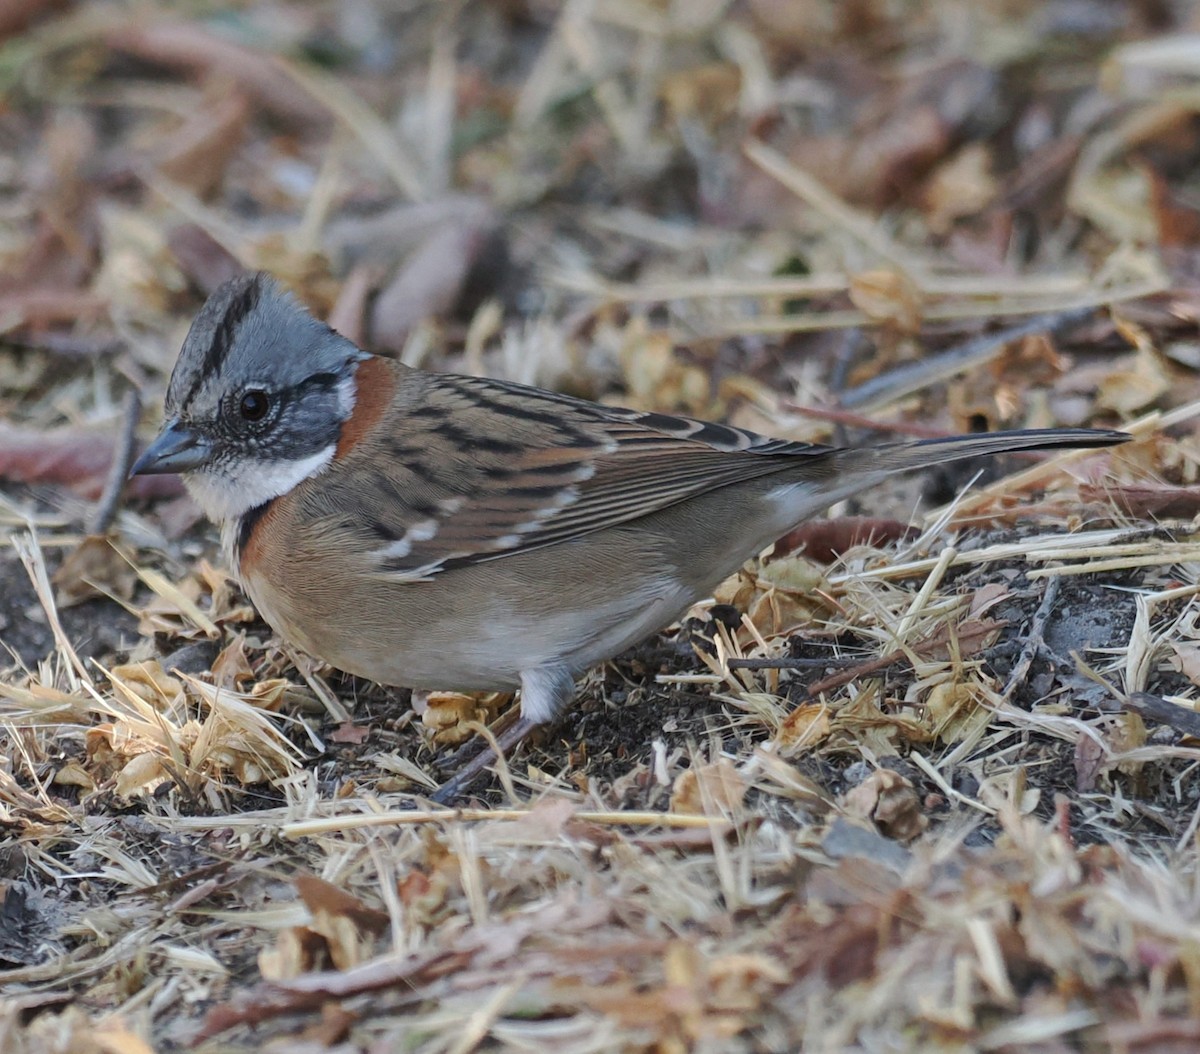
[{"left": 236, "top": 498, "right": 274, "bottom": 558}]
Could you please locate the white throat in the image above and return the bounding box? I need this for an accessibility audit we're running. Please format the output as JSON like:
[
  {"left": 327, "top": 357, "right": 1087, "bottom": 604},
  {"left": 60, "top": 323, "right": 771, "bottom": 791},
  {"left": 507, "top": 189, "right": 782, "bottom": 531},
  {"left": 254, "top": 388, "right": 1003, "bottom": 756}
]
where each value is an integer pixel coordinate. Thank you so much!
[
  {"left": 183, "top": 372, "right": 358, "bottom": 526},
  {"left": 184, "top": 445, "right": 337, "bottom": 524}
]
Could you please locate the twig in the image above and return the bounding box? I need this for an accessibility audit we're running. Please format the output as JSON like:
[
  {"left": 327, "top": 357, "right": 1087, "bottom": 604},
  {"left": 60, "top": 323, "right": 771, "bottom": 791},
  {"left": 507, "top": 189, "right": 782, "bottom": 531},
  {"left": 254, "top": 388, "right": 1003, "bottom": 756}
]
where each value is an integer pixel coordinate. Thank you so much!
[
  {"left": 839, "top": 306, "right": 1096, "bottom": 410},
  {"left": 1122, "top": 692, "right": 1200, "bottom": 738},
  {"left": 726, "top": 656, "right": 856, "bottom": 671},
  {"left": 1001, "top": 575, "right": 1061, "bottom": 701},
  {"left": 89, "top": 389, "right": 141, "bottom": 536}
]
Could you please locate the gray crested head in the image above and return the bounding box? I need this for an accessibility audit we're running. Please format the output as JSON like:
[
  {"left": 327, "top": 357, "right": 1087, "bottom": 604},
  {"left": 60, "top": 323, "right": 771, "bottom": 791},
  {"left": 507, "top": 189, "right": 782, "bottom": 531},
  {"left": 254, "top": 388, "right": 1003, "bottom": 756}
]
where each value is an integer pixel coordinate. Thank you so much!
[
  {"left": 165, "top": 272, "right": 361, "bottom": 418},
  {"left": 131, "top": 271, "right": 368, "bottom": 524}
]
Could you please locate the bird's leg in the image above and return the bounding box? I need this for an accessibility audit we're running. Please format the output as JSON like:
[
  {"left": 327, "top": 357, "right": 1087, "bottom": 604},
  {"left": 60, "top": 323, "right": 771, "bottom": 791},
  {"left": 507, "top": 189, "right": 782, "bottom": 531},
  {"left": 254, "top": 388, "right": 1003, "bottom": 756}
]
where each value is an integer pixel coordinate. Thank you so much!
[
  {"left": 428, "top": 664, "right": 576, "bottom": 803},
  {"left": 429, "top": 716, "right": 540, "bottom": 804},
  {"left": 432, "top": 703, "right": 523, "bottom": 771}
]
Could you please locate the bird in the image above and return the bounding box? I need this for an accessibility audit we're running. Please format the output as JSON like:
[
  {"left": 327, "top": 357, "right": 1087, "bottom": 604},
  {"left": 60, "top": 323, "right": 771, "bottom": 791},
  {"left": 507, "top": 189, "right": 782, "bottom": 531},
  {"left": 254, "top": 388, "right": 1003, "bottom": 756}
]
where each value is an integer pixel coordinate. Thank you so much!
[{"left": 131, "top": 272, "right": 1130, "bottom": 799}]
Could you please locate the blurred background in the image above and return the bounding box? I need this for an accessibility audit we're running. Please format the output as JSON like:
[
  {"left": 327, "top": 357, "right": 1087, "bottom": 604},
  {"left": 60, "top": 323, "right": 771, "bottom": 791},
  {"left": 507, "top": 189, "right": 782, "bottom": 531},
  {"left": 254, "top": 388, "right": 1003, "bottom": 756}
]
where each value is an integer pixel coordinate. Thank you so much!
[{"left": 0, "top": 0, "right": 1194, "bottom": 500}]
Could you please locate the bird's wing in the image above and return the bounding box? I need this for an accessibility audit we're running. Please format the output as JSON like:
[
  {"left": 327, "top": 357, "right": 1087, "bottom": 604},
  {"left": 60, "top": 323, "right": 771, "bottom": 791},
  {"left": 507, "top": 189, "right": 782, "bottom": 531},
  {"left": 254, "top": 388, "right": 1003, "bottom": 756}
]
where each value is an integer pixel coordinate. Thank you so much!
[{"left": 325, "top": 372, "right": 831, "bottom": 580}]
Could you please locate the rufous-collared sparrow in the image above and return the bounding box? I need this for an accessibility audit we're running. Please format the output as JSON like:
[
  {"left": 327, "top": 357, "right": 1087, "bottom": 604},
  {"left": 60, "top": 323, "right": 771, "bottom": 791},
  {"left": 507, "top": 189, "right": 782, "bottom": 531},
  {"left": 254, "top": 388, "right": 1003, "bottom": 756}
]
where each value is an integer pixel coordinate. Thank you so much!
[{"left": 131, "top": 272, "right": 1129, "bottom": 798}]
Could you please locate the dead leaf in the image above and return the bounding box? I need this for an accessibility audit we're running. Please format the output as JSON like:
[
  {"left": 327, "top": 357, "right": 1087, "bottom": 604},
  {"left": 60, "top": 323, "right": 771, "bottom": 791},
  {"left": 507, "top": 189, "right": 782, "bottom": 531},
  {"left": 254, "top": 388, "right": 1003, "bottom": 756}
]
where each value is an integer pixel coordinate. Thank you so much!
[
  {"left": 1097, "top": 315, "right": 1172, "bottom": 414},
  {"left": 167, "top": 223, "right": 244, "bottom": 293},
  {"left": 295, "top": 875, "right": 390, "bottom": 936},
  {"left": 849, "top": 269, "right": 924, "bottom": 332},
  {"left": 1080, "top": 481, "right": 1200, "bottom": 520},
  {"left": 771, "top": 516, "right": 914, "bottom": 563},
  {"left": 422, "top": 691, "right": 507, "bottom": 745},
  {"left": 329, "top": 722, "right": 370, "bottom": 745},
  {"left": 924, "top": 680, "right": 990, "bottom": 745},
  {"left": 671, "top": 758, "right": 748, "bottom": 816},
  {"left": 53, "top": 535, "right": 138, "bottom": 608},
  {"left": 841, "top": 768, "right": 928, "bottom": 841},
  {"left": 106, "top": 23, "right": 329, "bottom": 127},
  {"left": 369, "top": 225, "right": 483, "bottom": 348},
  {"left": 114, "top": 751, "right": 169, "bottom": 797},
  {"left": 52, "top": 760, "right": 96, "bottom": 792},
  {"left": 713, "top": 556, "right": 827, "bottom": 641},
  {"left": 93, "top": 1016, "right": 158, "bottom": 1054},
  {"left": 258, "top": 926, "right": 330, "bottom": 982},
  {"left": 777, "top": 703, "right": 832, "bottom": 753},
  {"left": 155, "top": 87, "right": 250, "bottom": 198},
  {"left": 108, "top": 661, "right": 184, "bottom": 708},
  {"left": 660, "top": 63, "right": 742, "bottom": 126},
  {"left": 922, "top": 143, "right": 998, "bottom": 233},
  {"left": 326, "top": 262, "right": 375, "bottom": 346},
  {"left": 617, "top": 319, "right": 712, "bottom": 415},
  {"left": 210, "top": 636, "right": 253, "bottom": 689},
  {"left": 0, "top": 423, "right": 182, "bottom": 501},
  {"left": 1074, "top": 733, "right": 1105, "bottom": 793}
]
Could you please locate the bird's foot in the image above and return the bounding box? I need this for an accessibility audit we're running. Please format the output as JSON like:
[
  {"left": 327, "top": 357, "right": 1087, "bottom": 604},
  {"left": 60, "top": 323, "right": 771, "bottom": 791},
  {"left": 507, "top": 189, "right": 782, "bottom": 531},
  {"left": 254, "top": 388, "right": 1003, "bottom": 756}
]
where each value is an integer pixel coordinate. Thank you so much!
[{"left": 429, "top": 716, "right": 540, "bottom": 804}]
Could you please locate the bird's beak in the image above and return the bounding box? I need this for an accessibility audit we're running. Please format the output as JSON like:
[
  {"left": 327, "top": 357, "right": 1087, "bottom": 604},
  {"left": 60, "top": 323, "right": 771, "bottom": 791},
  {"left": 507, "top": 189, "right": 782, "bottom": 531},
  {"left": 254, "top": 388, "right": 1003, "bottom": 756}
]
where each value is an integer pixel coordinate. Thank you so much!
[{"left": 129, "top": 420, "right": 213, "bottom": 476}]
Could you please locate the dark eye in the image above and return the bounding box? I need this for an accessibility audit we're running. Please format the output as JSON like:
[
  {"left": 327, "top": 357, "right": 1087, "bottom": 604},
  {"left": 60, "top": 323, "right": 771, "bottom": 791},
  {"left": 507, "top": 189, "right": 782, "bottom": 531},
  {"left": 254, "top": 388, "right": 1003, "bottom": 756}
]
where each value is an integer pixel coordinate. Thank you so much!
[{"left": 239, "top": 390, "right": 271, "bottom": 422}]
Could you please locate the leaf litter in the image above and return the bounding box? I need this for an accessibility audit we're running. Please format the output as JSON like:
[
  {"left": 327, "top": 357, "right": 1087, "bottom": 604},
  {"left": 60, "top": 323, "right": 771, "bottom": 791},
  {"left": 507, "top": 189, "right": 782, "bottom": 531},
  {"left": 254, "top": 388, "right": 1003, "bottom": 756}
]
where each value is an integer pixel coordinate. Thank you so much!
[{"left": 1, "top": 2, "right": 1200, "bottom": 1051}]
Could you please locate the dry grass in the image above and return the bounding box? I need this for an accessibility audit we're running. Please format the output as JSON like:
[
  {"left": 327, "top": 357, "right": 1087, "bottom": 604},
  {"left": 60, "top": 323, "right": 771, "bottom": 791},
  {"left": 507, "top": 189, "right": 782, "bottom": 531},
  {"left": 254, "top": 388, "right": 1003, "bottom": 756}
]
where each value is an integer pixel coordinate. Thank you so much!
[{"left": 3, "top": 2, "right": 1200, "bottom": 1051}]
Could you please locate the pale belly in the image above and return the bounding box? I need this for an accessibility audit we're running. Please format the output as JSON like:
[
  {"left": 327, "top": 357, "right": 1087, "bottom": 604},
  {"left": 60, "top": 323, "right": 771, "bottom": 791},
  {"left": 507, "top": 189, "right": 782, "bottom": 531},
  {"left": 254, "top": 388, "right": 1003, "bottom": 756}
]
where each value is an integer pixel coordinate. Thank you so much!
[{"left": 241, "top": 560, "right": 695, "bottom": 692}]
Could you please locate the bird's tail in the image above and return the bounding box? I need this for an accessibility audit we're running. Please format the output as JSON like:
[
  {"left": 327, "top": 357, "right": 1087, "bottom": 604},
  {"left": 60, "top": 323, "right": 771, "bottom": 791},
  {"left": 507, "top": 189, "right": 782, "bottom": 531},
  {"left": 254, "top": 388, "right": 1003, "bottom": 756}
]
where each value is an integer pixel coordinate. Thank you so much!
[
  {"left": 852, "top": 427, "right": 1130, "bottom": 474},
  {"left": 764, "top": 427, "right": 1129, "bottom": 530}
]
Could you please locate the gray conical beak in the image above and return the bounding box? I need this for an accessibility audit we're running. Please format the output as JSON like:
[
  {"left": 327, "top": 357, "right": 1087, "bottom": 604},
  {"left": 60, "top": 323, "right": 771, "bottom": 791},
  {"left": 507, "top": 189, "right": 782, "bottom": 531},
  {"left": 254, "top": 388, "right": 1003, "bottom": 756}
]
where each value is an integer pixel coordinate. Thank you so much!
[{"left": 129, "top": 420, "right": 213, "bottom": 476}]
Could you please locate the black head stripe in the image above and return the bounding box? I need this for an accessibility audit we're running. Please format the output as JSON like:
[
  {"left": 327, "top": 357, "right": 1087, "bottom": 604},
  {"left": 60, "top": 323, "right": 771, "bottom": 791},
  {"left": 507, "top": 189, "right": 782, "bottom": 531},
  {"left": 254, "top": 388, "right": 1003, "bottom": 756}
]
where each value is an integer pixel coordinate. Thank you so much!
[{"left": 174, "top": 273, "right": 265, "bottom": 412}]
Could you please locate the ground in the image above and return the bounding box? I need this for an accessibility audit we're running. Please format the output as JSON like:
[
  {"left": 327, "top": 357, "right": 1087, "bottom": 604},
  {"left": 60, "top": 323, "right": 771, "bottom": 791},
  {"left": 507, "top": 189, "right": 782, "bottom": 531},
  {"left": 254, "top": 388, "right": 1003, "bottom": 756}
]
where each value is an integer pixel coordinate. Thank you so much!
[{"left": 3, "top": 3, "right": 1200, "bottom": 1052}]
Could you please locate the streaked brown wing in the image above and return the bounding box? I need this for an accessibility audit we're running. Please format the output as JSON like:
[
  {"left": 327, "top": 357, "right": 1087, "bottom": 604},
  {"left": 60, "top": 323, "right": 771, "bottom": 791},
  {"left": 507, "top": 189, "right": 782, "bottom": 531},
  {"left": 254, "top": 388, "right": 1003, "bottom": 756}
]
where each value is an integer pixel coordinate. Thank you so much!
[{"left": 316, "top": 371, "right": 831, "bottom": 579}]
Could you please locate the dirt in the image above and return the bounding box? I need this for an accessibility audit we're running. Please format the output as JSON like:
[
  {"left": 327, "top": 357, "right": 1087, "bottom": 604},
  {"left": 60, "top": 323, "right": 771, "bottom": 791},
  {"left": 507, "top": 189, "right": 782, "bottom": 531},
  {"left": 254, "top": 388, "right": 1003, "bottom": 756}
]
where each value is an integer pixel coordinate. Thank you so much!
[{"left": 0, "top": 547, "right": 139, "bottom": 672}]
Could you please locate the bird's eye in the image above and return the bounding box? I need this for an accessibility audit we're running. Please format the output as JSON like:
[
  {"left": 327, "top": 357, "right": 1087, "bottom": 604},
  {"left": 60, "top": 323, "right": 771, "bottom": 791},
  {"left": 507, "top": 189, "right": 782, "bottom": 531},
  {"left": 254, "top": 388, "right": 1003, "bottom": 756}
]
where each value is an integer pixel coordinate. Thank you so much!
[{"left": 239, "top": 390, "right": 271, "bottom": 422}]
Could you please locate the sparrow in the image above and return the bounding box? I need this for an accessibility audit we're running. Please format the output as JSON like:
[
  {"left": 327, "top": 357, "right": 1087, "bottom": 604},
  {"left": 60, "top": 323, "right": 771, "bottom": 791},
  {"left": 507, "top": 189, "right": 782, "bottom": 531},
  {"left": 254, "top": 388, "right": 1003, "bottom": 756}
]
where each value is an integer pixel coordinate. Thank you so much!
[{"left": 131, "top": 272, "right": 1130, "bottom": 799}]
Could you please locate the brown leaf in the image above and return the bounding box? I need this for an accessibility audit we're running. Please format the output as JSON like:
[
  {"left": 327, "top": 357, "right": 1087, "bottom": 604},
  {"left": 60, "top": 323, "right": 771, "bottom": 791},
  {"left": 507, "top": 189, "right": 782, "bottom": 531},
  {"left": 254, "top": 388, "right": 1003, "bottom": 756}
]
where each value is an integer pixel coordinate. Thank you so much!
[
  {"left": 0, "top": 0, "right": 68, "bottom": 41},
  {"left": 421, "top": 691, "right": 507, "bottom": 745},
  {"left": 1098, "top": 315, "right": 1173, "bottom": 414},
  {"left": 106, "top": 23, "right": 329, "bottom": 127},
  {"left": 1074, "top": 732, "right": 1106, "bottom": 793},
  {"left": 848, "top": 269, "right": 924, "bottom": 332},
  {"left": 841, "top": 768, "right": 928, "bottom": 841},
  {"left": 155, "top": 87, "right": 249, "bottom": 198},
  {"left": 107, "top": 661, "right": 184, "bottom": 707},
  {"left": 329, "top": 722, "right": 370, "bottom": 745},
  {"left": 771, "top": 516, "right": 914, "bottom": 562},
  {"left": 258, "top": 926, "right": 332, "bottom": 983},
  {"left": 670, "top": 759, "right": 748, "bottom": 816},
  {"left": 777, "top": 703, "right": 832, "bottom": 753},
  {"left": 922, "top": 143, "right": 998, "bottom": 233},
  {"left": 1080, "top": 482, "right": 1200, "bottom": 520},
  {"left": 1096, "top": 354, "right": 1172, "bottom": 414},
  {"left": 294, "top": 875, "right": 390, "bottom": 936},
  {"left": 326, "top": 263, "right": 375, "bottom": 346},
  {"left": 52, "top": 535, "right": 138, "bottom": 608},
  {"left": 52, "top": 760, "right": 96, "bottom": 792},
  {"left": 0, "top": 289, "right": 107, "bottom": 330},
  {"left": 924, "top": 681, "right": 990, "bottom": 745},
  {"left": 168, "top": 224, "right": 244, "bottom": 294},
  {"left": 0, "top": 423, "right": 183, "bottom": 501},
  {"left": 209, "top": 636, "right": 254, "bottom": 689},
  {"left": 368, "top": 213, "right": 495, "bottom": 351},
  {"left": 1147, "top": 161, "right": 1200, "bottom": 248},
  {"left": 660, "top": 63, "right": 742, "bottom": 126},
  {"left": 114, "top": 752, "right": 169, "bottom": 797}
]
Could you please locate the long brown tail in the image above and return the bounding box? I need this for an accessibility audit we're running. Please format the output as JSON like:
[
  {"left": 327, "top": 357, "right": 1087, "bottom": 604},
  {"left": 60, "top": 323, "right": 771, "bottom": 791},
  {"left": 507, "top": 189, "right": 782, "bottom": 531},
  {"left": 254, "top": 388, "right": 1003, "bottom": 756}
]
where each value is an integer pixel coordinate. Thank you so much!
[
  {"left": 855, "top": 427, "right": 1130, "bottom": 473},
  {"left": 767, "top": 426, "right": 1131, "bottom": 526}
]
